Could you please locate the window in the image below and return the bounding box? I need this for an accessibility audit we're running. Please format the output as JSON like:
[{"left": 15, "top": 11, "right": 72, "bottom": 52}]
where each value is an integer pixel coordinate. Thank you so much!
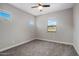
[
  {"left": 0, "top": 10, "right": 11, "bottom": 21},
  {"left": 48, "top": 20, "right": 56, "bottom": 32}
]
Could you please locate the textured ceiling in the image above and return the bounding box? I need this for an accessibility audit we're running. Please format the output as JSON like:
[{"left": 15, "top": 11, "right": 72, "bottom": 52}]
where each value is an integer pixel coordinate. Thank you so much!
[{"left": 9, "top": 3, "right": 74, "bottom": 16}]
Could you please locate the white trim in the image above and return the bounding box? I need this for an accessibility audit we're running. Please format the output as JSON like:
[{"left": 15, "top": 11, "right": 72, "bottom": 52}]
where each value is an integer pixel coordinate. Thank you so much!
[
  {"left": 0, "top": 39, "right": 35, "bottom": 52},
  {"left": 73, "top": 44, "right": 79, "bottom": 55},
  {"left": 36, "top": 38, "right": 73, "bottom": 45},
  {"left": 0, "top": 38, "right": 73, "bottom": 52}
]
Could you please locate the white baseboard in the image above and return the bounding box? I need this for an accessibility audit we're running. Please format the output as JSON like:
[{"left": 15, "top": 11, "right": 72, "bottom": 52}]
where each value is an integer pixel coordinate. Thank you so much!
[
  {"left": 73, "top": 44, "right": 79, "bottom": 55},
  {"left": 36, "top": 38, "right": 73, "bottom": 45},
  {"left": 0, "top": 38, "right": 73, "bottom": 52},
  {"left": 0, "top": 39, "right": 35, "bottom": 52}
]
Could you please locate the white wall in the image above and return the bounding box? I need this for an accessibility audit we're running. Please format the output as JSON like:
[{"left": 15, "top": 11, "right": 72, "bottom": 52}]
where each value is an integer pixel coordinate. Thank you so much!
[
  {"left": 73, "top": 4, "right": 79, "bottom": 54},
  {"left": 0, "top": 4, "right": 35, "bottom": 51},
  {"left": 36, "top": 8, "right": 73, "bottom": 45}
]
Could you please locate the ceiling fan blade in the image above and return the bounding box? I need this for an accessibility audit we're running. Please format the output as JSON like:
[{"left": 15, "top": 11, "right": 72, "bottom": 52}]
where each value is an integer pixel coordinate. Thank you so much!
[
  {"left": 38, "top": 3, "right": 42, "bottom": 6},
  {"left": 31, "top": 6, "right": 38, "bottom": 8},
  {"left": 42, "top": 5, "right": 50, "bottom": 7}
]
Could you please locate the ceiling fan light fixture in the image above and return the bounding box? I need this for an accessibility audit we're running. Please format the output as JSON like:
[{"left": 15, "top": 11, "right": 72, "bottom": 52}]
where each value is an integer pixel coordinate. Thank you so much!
[{"left": 38, "top": 6, "right": 43, "bottom": 10}]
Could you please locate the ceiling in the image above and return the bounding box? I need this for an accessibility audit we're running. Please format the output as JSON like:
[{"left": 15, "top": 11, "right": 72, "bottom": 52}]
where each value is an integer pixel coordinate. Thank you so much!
[{"left": 9, "top": 3, "right": 74, "bottom": 16}]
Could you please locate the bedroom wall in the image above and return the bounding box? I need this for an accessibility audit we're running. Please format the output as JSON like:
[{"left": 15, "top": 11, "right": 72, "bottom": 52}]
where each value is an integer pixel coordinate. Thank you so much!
[
  {"left": 0, "top": 3, "right": 35, "bottom": 51},
  {"left": 73, "top": 3, "right": 79, "bottom": 54},
  {"left": 36, "top": 8, "right": 73, "bottom": 45}
]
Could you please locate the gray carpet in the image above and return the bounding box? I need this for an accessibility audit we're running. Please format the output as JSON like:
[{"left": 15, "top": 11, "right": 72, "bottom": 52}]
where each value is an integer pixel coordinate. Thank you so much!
[{"left": 0, "top": 40, "right": 78, "bottom": 56}]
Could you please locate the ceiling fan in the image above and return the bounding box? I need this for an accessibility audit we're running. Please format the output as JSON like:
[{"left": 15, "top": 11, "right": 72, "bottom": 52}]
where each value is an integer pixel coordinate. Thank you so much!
[{"left": 31, "top": 3, "right": 50, "bottom": 11}]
